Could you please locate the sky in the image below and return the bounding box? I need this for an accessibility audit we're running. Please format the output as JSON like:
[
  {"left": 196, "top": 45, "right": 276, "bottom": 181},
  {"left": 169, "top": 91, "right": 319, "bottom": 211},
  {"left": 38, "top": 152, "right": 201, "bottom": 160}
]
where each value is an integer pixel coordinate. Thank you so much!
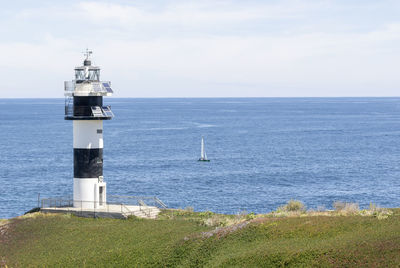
[{"left": 1, "top": 0, "right": 400, "bottom": 98}]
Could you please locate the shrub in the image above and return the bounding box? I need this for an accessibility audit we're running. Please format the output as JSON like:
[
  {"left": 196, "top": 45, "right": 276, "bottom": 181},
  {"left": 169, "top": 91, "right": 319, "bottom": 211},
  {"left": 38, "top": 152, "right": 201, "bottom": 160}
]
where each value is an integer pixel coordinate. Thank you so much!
[
  {"left": 184, "top": 206, "right": 194, "bottom": 212},
  {"left": 333, "top": 201, "right": 359, "bottom": 215},
  {"left": 345, "top": 203, "right": 359, "bottom": 213},
  {"left": 362, "top": 203, "right": 394, "bottom": 219},
  {"left": 198, "top": 211, "right": 214, "bottom": 218},
  {"left": 245, "top": 212, "right": 256, "bottom": 220},
  {"left": 286, "top": 200, "right": 305, "bottom": 211},
  {"left": 376, "top": 209, "right": 393, "bottom": 220},
  {"left": 203, "top": 215, "right": 227, "bottom": 227},
  {"left": 235, "top": 210, "right": 248, "bottom": 221},
  {"left": 278, "top": 200, "right": 306, "bottom": 212},
  {"left": 333, "top": 201, "right": 346, "bottom": 211}
]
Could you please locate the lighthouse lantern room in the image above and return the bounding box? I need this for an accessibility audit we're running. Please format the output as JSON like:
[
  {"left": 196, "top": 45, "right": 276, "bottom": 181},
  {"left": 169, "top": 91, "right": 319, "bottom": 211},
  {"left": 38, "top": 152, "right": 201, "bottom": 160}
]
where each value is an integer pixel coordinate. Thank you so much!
[{"left": 64, "top": 49, "right": 114, "bottom": 209}]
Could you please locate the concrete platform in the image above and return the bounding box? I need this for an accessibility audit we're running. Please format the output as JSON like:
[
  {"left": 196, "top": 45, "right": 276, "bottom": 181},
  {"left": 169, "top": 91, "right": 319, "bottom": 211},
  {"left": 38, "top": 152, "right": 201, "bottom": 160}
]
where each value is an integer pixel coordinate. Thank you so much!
[{"left": 41, "top": 204, "right": 161, "bottom": 219}]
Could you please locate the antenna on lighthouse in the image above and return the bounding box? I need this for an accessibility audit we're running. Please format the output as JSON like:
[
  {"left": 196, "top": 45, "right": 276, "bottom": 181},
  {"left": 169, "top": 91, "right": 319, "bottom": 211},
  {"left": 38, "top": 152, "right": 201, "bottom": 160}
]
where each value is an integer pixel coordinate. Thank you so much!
[
  {"left": 83, "top": 48, "right": 93, "bottom": 66},
  {"left": 83, "top": 48, "right": 93, "bottom": 59}
]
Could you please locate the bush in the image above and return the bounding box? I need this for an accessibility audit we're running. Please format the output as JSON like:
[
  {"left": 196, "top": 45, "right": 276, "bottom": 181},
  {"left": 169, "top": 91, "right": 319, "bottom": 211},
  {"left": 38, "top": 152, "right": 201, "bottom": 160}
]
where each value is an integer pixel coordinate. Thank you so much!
[
  {"left": 234, "top": 210, "right": 248, "bottom": 221},
  {"left": 245, "top": 212, "right": 256, "bottom": 220},
  {"left": 203, "top": 215, "right": 227, "bottom": 227},
  {"left": 198, "top": 211, "right": 214, "bottom": 218},
  {"left": 333, "top": 201, "right": 359, "bottom": 214},
  {"left": 184, "top": 206, "right": 194, "bottom": 212},
  {"left": 376, "top": 209, "right": 393, "bottom": 220},
  {"left": 333, "top": 201, "right": 345, "bottom": 211},
  {"left": 278, "top": 200, "right": 306, "bottom": 212},
  {"left": 359, "top": 203, "right": 394, "bottom": 219}
]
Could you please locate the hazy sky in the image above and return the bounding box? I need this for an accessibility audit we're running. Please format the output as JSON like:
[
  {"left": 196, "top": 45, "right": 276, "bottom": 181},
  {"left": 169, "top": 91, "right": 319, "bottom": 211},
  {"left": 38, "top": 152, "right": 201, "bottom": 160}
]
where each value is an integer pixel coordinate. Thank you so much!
[{"left": 1, "top": 0, "right": 400, "bottom": 98}]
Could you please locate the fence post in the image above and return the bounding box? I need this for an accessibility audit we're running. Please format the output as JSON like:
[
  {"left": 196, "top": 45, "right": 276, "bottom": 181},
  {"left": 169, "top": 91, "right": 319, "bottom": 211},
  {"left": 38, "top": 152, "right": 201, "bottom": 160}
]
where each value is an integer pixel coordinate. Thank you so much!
[{"left": 37, "top": 193, "right": 40, "bottom": 208}]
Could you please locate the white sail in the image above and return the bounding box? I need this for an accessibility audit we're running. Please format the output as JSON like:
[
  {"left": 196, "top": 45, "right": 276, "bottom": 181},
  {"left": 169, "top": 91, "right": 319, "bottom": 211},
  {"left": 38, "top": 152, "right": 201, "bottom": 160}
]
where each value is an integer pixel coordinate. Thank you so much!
[
  {"left": 201, "top": 137, "right": 205, "bottom": 159},
  {"left": 199, "top": 137, "right": 209, "bottom": 161}
]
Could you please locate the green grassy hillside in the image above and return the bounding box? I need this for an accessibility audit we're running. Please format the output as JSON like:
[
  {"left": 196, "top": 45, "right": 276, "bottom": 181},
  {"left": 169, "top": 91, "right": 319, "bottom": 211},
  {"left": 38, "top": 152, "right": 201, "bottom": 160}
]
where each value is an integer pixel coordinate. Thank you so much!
[{"left": 1, "top": 208, "right": 400, "bottom": 267}]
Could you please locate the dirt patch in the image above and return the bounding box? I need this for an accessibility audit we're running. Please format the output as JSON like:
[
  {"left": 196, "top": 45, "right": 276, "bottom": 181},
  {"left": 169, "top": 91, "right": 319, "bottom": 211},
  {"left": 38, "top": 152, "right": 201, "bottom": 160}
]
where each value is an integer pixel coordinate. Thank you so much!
[
  {"left": 200, "top": 221, "right": 250, "bottom": 239},
  {"left": 0, "top": 218, "right": 24, "bottom": 245},
  {"left": 185, "top": 217, "right": 278, "bottom": 241},
  {"left": 0, "top": 220, "right": 11, "bottom": 267},
  {"left": 249, "top": 217, "right": 271, "bottom": 224},
  {"left": 0, "top": 220, "right": 10, "bottom": 244}
]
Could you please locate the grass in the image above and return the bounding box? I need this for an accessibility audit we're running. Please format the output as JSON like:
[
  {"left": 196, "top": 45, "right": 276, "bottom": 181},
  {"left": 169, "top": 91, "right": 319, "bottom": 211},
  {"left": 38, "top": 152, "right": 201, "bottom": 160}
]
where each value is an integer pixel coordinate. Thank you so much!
[{"left": 1, "top": 207, "right": 400, "bottom": 267}]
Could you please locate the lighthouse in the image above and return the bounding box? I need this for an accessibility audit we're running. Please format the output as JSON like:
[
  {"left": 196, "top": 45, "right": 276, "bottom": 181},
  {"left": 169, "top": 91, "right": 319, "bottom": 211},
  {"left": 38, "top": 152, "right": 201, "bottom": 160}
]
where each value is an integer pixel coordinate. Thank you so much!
[{"left": 64, "top": 50, "right": 114, "bottom": 209}]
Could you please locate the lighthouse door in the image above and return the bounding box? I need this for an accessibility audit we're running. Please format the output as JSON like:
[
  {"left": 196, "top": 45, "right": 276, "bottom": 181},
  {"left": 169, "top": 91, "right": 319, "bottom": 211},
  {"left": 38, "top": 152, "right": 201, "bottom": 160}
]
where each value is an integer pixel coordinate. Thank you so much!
[{"left": 99, "top": 186, "right": 104, "bottom": 206}]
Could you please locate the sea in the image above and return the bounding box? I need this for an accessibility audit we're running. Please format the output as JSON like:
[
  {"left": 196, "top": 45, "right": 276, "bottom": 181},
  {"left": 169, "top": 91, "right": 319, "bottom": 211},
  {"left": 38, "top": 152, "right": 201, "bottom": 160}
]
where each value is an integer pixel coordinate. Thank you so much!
[{"left": 1, "top": 98, "right": 400, "bottom": 219}]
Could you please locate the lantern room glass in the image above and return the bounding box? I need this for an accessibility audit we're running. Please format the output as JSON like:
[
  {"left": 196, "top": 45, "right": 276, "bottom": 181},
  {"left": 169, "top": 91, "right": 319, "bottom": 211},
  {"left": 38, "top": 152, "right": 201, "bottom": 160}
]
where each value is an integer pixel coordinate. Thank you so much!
[{"left": 75, "top": 69, "right": 100, "bottom": 82}]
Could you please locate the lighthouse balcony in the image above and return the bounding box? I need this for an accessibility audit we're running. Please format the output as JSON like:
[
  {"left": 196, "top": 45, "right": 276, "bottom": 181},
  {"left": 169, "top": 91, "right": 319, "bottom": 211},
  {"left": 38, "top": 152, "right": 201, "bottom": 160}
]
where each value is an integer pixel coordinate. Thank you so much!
[
  {"left": 64, "top": 81, "right": 113, "bottom": 97},
  {"left": 65, "top": 103, "right": 114, "bottom": 120}
]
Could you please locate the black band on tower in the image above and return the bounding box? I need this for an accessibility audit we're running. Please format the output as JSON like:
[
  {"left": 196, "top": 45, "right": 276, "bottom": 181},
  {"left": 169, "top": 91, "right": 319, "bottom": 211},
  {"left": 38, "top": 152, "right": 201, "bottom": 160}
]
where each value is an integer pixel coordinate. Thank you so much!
[
  {"left": 73, "top": 96, "right": 103, "bottom": 117},
  {"left": 74, "top": 148, "right": 103, "bottom": 178}
]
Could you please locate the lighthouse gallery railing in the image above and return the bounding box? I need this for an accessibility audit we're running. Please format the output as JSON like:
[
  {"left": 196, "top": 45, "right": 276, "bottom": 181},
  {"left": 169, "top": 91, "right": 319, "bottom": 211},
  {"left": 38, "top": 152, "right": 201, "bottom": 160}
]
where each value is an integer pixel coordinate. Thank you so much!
[
  {"left": 64, "top": 100, "right": 114, "bottom": 119},
  {"left": 64, "top": 81, "right": 112, "bottom": 96}
]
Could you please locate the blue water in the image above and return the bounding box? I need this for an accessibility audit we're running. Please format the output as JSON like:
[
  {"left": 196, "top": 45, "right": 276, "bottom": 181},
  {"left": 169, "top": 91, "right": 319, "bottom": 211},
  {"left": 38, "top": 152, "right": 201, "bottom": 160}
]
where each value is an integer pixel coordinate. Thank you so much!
[{"left": 1, "top": 98, "right": 400, "bottom": 218}]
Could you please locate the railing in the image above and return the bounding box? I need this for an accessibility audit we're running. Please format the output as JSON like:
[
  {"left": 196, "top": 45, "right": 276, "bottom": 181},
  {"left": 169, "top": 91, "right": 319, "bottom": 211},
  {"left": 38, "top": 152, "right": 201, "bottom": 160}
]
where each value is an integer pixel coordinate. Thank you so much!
[
  {"left": 121, "top": 203, "right": 133, "bottom": 217},
  {"left": 64, "top": 81, "right": 75, "bottom": 95},
  {"left": 39, "top": 196, "right": 167, "bottom": 218},
  {"left": 64, "top": 80, "right": 112, "bottom": 96},
  {"left": 65, "top": 97, "right": 73, "bottom": 117},
  {"left": 41, "top": 198, "right": 75, "bottom": 210},
  {"left": 64, "top": 101, "right": 114, "bottom": 119},
  {"left": 154, "top": 197, "right": 167, "bottom": 209},
  {"left": 108, "top": 195, "right": 168, "bottom": 209}
]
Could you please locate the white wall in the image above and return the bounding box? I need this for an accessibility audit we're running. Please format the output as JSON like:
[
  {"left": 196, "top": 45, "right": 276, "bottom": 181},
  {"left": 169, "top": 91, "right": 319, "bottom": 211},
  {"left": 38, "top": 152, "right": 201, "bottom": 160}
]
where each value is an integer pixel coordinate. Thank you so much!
[
  {"left": 73, "top": 121, "right": 103, "bottom": 149},
  {"left": 73, "top": 178, "right": 106, "bottom": 209}
]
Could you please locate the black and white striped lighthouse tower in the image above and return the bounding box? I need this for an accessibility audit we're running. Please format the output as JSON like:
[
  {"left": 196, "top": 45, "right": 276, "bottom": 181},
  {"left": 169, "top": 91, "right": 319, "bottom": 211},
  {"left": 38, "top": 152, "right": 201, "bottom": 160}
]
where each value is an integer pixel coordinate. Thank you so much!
[{"left": 64, "top": 50, "right": 114, "bottom": 208}]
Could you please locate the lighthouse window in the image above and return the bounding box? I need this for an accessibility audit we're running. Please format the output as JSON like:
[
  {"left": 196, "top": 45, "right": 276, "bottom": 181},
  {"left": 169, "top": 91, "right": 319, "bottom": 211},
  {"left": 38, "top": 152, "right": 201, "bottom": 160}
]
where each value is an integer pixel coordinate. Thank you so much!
[
  {"left": 75, "top": 69, "right": 85, "bottom": 80},
  {"left": 97, "top": 129, "right": 102, "bottom": 134},
  {"left": 75, "top": 69, "right": 100, "bottom": 81},
  {"left": 88, "top": 70, "right": 100, "bottom": 81}
]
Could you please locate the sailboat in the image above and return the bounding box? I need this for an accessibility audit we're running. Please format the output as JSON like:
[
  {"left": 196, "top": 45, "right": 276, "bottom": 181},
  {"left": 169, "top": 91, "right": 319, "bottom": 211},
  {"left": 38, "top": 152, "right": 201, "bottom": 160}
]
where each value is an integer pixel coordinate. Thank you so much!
[{"left": 198, "top": 137, "right": 210, "bottom": 162}]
